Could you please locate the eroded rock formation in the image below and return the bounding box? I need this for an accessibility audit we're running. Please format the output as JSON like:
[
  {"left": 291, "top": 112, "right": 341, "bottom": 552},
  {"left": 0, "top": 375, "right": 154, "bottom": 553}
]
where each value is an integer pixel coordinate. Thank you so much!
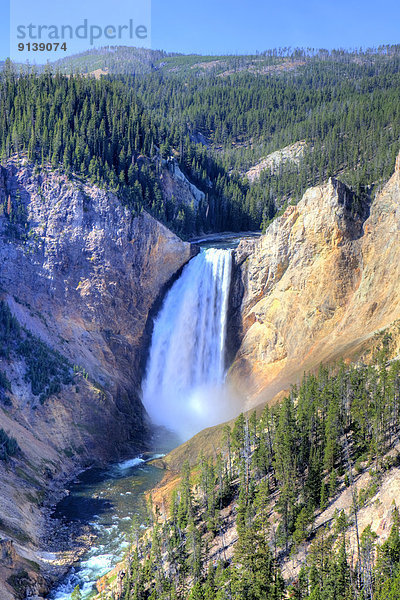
[
  {"left": 0, "top": 158, "right": 195, "bottom": 598},
  {"left": 230, "top": 155, "right": 400, "bottom": 405}
]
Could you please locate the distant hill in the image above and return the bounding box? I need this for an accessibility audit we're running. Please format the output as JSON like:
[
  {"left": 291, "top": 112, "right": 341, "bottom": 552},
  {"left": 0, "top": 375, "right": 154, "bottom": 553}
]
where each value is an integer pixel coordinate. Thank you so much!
[
  {"left": 0, "top": 47, "right": 176, "bottom": 75},
  {"left": 2, "top": 44, "right": 400, "bottom": 237},
  {"left": 5, "top": 45, "right": 310, "bottom": 77},
  {"left": 23, "top": 46, "right": 348, "bottom": 77},
  {"left": 4, "top": 44, "right": 400, "bottom": 77},
  {"left": 48, "top": 46, "right": 175, "bottom": 75}
]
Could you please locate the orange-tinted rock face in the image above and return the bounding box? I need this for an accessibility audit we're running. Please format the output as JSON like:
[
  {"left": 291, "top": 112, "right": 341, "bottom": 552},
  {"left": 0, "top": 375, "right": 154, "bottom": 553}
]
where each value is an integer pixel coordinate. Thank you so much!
[{"left": 230, "top": 155, "right": 400, "bottom": 406}]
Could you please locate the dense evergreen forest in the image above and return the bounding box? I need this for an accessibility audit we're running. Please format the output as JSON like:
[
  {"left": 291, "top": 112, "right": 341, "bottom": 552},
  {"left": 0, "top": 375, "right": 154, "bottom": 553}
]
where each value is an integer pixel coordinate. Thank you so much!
[
  {"left": 1, "top": 46, "right": 400, "bottom": 236},
  {"left": 101, "top": 343, "right": 400, "bottom": 600}
]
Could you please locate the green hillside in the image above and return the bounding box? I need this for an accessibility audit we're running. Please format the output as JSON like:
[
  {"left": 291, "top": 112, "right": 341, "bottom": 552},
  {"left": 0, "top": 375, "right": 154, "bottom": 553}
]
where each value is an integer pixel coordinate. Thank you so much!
[{"left": 2, "top": 45, "right": 400, "bottom": 236}]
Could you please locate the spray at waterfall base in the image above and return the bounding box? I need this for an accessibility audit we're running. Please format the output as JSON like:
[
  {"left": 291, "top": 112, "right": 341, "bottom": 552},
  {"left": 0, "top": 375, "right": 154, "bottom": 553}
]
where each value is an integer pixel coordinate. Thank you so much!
[{"left": 142, "top": 248, "right": 242, "bottom": 441}]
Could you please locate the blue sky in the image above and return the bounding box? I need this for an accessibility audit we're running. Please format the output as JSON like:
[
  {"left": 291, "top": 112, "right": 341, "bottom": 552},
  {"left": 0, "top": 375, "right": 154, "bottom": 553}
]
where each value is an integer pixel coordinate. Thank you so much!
[{"left": 1, "top": 0, "right": 400, "bottom": 62}]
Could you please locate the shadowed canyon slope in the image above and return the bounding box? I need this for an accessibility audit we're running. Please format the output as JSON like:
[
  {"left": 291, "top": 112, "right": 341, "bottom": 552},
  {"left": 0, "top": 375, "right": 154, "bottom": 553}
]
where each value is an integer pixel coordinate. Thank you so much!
[
  {"left": 0, "top": 158, "right": 195, "bottom": 597},
  {"left": 229, "top": 152, "right": 400, "bottom": 405}
]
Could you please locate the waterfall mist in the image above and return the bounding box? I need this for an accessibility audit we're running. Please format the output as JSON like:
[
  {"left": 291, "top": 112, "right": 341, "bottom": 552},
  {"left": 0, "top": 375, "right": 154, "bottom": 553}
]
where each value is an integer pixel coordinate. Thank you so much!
[{"left": 141, "top": 248, "right": 239, "bottom": 441}]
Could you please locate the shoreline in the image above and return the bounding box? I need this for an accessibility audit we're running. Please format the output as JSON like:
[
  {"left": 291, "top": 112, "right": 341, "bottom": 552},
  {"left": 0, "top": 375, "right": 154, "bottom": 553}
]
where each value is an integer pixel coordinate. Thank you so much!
[
  {"left": 38, "top": 463, "right": 98, "bottom": 594},
  {"left": 43, "top": 449, "right": 170, "bottom": 599}
]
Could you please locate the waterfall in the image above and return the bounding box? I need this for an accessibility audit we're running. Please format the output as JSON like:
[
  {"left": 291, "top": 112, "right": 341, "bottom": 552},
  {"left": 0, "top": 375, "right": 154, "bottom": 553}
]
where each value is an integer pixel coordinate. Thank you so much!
[{"left": 141, "top": 248, "right": 234, "bottom": 440}]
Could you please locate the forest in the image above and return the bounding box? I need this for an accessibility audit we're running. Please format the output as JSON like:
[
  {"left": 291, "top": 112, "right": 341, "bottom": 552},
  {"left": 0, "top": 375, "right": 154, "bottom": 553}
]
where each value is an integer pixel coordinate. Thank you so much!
[
  {"left": 1, "top": 46, "right": 400, "bottom": 236},
  {"left": 0, "top": 299, "right": 73, "bottom": 404},
  {"left": 103, "top": 339, "right": 400, "bottom": 600}
]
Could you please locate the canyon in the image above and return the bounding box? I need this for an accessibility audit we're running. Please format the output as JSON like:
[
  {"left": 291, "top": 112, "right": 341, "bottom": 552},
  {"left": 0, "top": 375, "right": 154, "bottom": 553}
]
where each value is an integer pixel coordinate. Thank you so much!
[
  {"left": 0, "top": 157, "right": 196, "bottom": 599},
  {"left": 155, "top": 149, "right": 400, "bottom": 522},
  {"left": 1, "top": 149, "right": 400, "bottom": 598}
]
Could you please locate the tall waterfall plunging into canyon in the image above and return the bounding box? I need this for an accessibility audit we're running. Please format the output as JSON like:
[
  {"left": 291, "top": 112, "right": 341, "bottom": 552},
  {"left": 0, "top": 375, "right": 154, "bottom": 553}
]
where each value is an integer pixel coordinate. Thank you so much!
[{"left": 141, "top": 248, "right": 234, "bottom": 440}]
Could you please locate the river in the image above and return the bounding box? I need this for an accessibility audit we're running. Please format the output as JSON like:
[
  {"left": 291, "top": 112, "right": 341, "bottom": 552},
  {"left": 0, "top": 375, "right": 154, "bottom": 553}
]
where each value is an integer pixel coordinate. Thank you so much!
[
  {"left": 48, "top": 233, "right": 257, "bottom": 599},
  {"left": 48, "top": 440, "right": 177, "bottom": 599}
]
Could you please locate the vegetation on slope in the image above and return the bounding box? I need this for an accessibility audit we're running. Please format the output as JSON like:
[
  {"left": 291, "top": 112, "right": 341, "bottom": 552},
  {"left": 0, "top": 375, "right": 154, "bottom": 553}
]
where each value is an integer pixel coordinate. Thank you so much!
[
  {"left": 0, "top": 428, "right": 19, "bottom": 461},
  {"left": 49, "top": 47, "right": 173, "bottom": 75},
  {"left": 2, "top": 45, "right": 400, "bottom": 236},
  {"left": 98, "top": 339, "right": 400, "bottom": 600},
  {"left": 0, "top": 300, "right": 73, "bottom": 403}
]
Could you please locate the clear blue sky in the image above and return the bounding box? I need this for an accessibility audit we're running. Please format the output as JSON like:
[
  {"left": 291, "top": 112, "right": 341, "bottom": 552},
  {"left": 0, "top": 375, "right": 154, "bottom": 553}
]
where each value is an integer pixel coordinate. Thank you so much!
[{"left": 1, "top": 0, "right": 400, "bottom": 62}]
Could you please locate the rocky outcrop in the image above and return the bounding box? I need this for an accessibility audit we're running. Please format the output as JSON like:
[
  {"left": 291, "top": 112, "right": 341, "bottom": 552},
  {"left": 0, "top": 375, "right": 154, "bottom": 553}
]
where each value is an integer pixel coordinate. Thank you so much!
[
  {"left": 230, "top": 156, "right": 400, "bottom": 405},
  {"left": 245, "top": 140, "right": 308, "bottom": 183},
  {"left": 160, "top": 159, "right": 206, "bottom": 213},
  {"left": 0, "top": 157, "right": 195, "bottom": 598}
]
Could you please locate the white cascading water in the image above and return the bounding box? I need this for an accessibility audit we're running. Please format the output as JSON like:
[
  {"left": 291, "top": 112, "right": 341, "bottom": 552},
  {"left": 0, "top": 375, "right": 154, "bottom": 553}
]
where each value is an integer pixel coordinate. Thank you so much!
[{"left": 141, "top": 248, "right": 234, "bottom": 440}]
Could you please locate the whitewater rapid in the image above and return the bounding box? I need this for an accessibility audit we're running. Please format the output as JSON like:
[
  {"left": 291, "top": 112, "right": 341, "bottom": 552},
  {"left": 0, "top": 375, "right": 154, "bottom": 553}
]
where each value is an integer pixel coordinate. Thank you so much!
[
  {"left": 49, "top": 454, "right": 165, "bottom": 600},
  {"left": 141, "top": 248, "right": 234, "bottom": 440}
]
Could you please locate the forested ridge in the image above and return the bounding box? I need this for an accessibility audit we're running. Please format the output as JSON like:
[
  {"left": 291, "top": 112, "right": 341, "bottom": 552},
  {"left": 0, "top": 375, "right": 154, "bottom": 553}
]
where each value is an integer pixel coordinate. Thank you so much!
[
  {"left": 2, "top": 45, "right": 400, "bottom": 236},
  {"left": 100, "top": 341, "right": 400, "bottom": 600}
]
